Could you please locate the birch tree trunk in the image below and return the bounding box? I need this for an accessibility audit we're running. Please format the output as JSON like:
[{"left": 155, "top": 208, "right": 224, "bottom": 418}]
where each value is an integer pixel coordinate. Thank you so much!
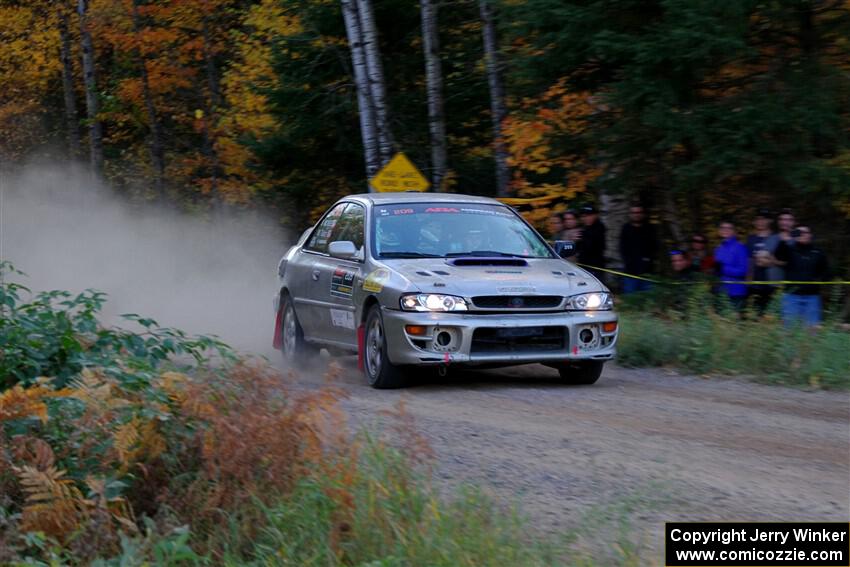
[
  {"left": 131, "top": 0, "right": 166, "bottom": 198},
  {"left": 58, "top": 5, "right": 81, "bottom": 159},
  {"left": 356, "top": 0, "right": 393, "bottom": 164},
  {"left": 478, "top": 0, "right": 509, "bottom": 197},
  {"left": 341, "top": 0, "right": 380, "bottom": 182},
  {"left": 420, "top": 0, "right": 447, "bottom": 191},
  {"left": 77, "top": 0, "right": 103, "bottom": 174}
]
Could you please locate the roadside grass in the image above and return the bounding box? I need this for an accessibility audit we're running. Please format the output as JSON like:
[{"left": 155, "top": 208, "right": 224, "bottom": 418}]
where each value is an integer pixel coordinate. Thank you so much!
[
  {"left": 616, "top": 286, "right": 849, "bottom": 389},
  {"left": 559, "top": 483, "right": 669, "bottom": 567},
  {"left": 218, "top": 435, "right": 566, "bottom": 566}
]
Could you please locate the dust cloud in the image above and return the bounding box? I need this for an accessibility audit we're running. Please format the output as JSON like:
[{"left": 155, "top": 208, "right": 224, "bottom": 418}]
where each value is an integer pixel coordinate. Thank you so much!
[{"left": 0, "top": 163, "right": 290, "bottom": 357}]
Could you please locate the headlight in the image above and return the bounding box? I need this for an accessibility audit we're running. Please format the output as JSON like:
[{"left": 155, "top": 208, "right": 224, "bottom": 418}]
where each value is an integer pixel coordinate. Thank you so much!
[
  {"left": 400, "top": 294, "right": 468, "bottom": 312},
  {"left": 565, "top": 292, "right": 613, "bottom": 311}
]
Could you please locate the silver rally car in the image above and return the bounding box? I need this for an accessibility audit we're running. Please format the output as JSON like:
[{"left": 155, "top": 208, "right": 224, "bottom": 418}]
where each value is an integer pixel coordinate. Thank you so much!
[{"left": 273, "top": 192, "right": 618, "bottom": 388}]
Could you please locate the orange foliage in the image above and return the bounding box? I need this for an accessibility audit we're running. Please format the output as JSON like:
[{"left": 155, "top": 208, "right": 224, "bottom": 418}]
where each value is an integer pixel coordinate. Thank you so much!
[
  {"left": 503, "top": 78, "right": 602, "bottom": 203},
  {"left": 177, "top": 362, "right": 349, "bottom": 518},
  {"left": 0, "top": 383, "right": 70, "bottom": 424}
]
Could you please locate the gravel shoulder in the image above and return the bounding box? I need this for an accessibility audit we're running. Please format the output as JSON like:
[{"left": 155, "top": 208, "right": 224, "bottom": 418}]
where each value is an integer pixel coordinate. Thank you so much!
[{"left": 291, "top": 358, "right": 850, "bottom": 561}]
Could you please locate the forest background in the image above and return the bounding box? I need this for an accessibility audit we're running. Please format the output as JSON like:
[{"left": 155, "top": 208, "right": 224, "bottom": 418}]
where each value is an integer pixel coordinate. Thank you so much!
[{"left": 1, "top": 0, "right": 848, "bottom": 278}]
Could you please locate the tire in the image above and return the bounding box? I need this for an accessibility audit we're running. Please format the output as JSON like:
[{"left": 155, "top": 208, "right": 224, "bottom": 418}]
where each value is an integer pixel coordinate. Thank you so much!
[
  {"left": 363, "top": 306, "right": 407, "bottom": 389},
  {"left": 280, "top": 295, "right": 317, "bottom": 367},
  {"left": 556, "top": 361, "right": 604, "bottom": 385}
]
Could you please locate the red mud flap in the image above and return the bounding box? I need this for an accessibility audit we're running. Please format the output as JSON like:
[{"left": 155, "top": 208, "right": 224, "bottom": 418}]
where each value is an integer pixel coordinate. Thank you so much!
[
  {"left": 357, "top": 324, "right": 365, "bottom": 371},
  {"left": 272, "top": 307, "right": 283, "bottom": 350}
]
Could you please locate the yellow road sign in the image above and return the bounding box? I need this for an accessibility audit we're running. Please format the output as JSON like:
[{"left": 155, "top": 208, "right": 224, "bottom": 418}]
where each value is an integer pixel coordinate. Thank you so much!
[{"left": 370, "top": 153, "right": 430, "bottom": 193}]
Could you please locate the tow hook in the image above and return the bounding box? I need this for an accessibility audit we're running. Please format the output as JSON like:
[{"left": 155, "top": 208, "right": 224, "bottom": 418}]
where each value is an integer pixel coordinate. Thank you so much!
[{"left": 437, "top": 364, "right": 448, "bottom": 378}]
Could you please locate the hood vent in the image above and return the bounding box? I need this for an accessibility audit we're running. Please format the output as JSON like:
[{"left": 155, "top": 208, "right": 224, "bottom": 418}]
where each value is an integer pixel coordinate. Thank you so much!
[{"left": 448, "top": 258, "right": 528, "bottom": 267}]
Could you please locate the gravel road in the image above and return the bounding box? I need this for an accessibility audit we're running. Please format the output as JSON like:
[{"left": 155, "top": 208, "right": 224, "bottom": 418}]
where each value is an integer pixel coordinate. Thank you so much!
[{"left": 292, "top": 359, "right": 850, "bottom": 561}]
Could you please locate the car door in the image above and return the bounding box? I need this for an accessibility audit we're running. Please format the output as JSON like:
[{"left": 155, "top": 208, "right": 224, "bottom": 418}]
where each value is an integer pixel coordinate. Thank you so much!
[
  {"left": 292, "top": 202, "right": 347, "bottom": 339},
  {"left": 310, "top": 202, "right": 366, "bottom": 347}
]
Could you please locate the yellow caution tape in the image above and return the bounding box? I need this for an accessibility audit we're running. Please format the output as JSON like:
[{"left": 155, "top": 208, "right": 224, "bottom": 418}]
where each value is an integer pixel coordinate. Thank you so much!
[{"left": 574, "top": 264, "right": 849, "bottom": 286}]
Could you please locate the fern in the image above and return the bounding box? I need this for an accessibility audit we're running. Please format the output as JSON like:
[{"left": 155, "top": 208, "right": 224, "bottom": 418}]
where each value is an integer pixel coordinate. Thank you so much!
[
  {"left": 15, "top": 465, "right": 85, "bottom": 536},
  {"left": 0, "top": 384, "right": 69, "bottom": 424}
]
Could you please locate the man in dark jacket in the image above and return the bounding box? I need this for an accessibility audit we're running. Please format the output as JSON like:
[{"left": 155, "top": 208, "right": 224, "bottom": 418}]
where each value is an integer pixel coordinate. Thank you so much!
[
  {"left": 619, "top": 204, "right": 657, "bottom": 293},
  {"left": 577, "top": 204, "right": 606, "bottom": 280},
  {"left": 774, "top": 226, "right": 829, "bottom": 327}
]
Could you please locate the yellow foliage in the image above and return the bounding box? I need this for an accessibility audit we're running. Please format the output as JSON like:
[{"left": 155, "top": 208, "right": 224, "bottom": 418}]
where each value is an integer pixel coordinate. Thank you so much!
[
  {"left": 0, "top": 4, "right": 61, "bottom": 159},
  {"left": 214, "top": 0, "right": 302, "bottom": 202},
  {"left": 0, "top": 384, "right": 70, "bottom": 424}
]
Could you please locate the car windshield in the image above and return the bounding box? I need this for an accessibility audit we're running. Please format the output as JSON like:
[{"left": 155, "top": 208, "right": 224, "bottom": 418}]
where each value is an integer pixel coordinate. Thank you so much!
[{"left": 372, "top": 203, "right": 553, "bottom": 259}]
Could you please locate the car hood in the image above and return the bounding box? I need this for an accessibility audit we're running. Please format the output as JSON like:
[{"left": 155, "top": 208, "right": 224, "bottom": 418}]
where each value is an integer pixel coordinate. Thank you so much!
[{"left": 380, "top": 257, "right": 605, "bottom": 297}]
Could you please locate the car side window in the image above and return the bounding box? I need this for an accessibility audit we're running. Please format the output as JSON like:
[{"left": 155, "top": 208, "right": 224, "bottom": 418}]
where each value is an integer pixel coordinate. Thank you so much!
[
  {"left": 331, "top": 203, "right": 366, "bottom": 251},
  {"left": 305, "top": 203, "right": 347, "bottom": 254}
]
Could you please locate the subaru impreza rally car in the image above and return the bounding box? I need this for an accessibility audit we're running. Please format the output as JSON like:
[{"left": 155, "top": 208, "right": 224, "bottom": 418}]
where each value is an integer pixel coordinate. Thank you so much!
[{"left": 273, "top": 192, "right": 618, "bottom": 388}]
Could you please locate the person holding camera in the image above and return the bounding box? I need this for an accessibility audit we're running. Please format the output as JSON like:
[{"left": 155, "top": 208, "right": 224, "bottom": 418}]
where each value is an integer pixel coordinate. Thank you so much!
[
  {"left": 774, "top": 226, "right": 829, "bottom": 327},
  {"left": 746, "top": 208, "right": 783, "bottom": 314}
]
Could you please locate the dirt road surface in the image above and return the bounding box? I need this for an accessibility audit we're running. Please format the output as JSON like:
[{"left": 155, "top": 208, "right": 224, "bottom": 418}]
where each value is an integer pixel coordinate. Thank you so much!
[{"left": 291, "top": 359, "right": 849, "bottom": 561}]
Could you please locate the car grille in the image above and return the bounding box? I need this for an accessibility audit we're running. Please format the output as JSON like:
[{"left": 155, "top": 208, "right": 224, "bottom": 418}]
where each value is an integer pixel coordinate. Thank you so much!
[
  {"left": 472, "top": 295, "right": 562, "bottom": 309},
  {"left": 470, "top": 326, "right": 567, "bottom": 354}
]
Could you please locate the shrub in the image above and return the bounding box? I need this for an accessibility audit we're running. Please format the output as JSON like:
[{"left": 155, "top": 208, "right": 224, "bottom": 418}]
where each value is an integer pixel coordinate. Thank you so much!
[
  {"left": 616, "top": 287, "right": 850, "bottom": 389},
  {"left": 1, "top": 265, "right": 579, "bottom": 566}
]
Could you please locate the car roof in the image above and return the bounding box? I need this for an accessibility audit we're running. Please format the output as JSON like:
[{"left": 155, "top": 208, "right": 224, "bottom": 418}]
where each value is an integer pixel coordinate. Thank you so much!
[{"left": 344, "top": 192, "right": 504, "bottom": 207}]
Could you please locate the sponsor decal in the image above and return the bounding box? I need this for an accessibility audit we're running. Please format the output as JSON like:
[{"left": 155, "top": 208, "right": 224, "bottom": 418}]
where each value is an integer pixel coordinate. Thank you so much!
[
  {"left": 424, "top": 207, "right": 459, "bottom": 213},
  {"left": 330, "top": 309, "right": 356, "bottom": 329},
  {"left": 331, "top": 266, "right": 356, "bottom": 298},
  {"left": 362, "top": 268, "right": 390, "bottom": 293},
  {"left": 497, "top": 286, "right": 535, "bottom": 293}
]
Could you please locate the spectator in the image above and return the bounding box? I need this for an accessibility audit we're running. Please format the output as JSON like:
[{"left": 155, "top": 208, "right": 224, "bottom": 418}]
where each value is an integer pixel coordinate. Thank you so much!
[
  {"left": 619, "top": 204, "right": 657, "bottom": 293},
  {"left": 577, "top": 204, "right": 606, "bottom": 279},
  {"left": 561, "top": 210, "right": 582, "bottom": 241},
  {"left": 546, "top": 212, "right": 563, "bottom": 240},
  {"left": 746, "top": 208, "right": 782, "bottom": 314},
  {"left": 714, "top": 220, "right": 749, "bottom": 311},
  {"left": 777, "top": 208, "right": 796, "bottom": 245},
  {"left": 670, "top": 250, "right": 695, "bottom": 281},
  {"left": 774, "top": 226, "right": 829, "bottom": 327},
  {"left": 689, "top": 233, "right": 715, "bottom": 274},
  {"left": 669, "top": 250, "right": 695, "bottom": 311},
  {"left": 559, "top": 209, "right": 581, "bottom": 261}
]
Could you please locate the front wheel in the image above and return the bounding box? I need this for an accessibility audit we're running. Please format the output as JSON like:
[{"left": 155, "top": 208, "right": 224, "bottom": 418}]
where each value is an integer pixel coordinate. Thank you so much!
[
  {"left": 556, "top": 361, "right": 604, "bottom": 385},
  {"left": 364, "top": 306, "right": 407, "bottom": 389}
]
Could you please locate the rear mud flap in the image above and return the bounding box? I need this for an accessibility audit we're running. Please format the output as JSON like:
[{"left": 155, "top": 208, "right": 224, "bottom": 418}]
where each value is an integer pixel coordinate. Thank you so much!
[
  {"left": 357, "top": 324, "right": 365, "bottom": 371},
  {"left": 272, "top": 307, "right": 283, "bottom": 349}
]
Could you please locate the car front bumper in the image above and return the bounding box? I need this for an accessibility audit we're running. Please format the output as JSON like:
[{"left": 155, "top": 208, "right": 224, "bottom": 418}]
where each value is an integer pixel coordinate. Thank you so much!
[{"left": 381, "top": 308, "right": 618, "bottom": 366}]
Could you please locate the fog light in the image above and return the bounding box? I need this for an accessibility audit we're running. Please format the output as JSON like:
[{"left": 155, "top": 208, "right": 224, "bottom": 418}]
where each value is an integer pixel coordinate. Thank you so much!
[
  {"left": 436, "top": 331, "right": 452, "bottom": 346},
  {"left": 602, "top": 322, "right": 618, "bottom": 333},
  {"left": 405, "top": 325, "right": 427, "bottom": 336},
  {"left": 579, "top": 329, "right": 594, "bottom": 343}
]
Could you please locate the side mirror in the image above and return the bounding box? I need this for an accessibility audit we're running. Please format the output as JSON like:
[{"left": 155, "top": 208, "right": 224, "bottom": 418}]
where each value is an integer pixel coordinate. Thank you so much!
[
  {"left": 553, "top": 240, "right": 576, "bottom": 259},
  {"left": 328, "top": 240, "right": 358, "bottom": 259}
]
